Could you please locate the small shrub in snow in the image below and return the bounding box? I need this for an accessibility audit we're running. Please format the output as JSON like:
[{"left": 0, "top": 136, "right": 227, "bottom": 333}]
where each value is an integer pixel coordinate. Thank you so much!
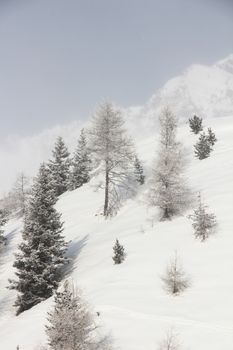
[
  {"left": 189, "top": 194, "right": 217, "bottom": 241},
  {"left": 194, "top": 132, "right": 212, "bottom": 160},
  {"left": 112, "top": 239, "right": 126, "bottom": 264},
  {"left": 189, "top": 115, "right": 203, "bottom": 134},
  {"left": 157, "top": 329, "right": 181, "bottom": 350},
  {"left": 162, "top": 252, "right": 189, "bottom": 295}
]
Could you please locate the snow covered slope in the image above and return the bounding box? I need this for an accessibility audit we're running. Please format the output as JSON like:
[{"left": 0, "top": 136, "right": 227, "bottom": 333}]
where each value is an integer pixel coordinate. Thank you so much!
[{"left": 0, "top": 114, "right": 233, "bottom": 349}]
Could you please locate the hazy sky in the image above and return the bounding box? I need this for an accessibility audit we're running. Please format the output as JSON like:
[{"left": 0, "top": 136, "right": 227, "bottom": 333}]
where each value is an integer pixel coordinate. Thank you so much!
[{"left": 0, "top": 0, "right": 233, "bottom": 139}]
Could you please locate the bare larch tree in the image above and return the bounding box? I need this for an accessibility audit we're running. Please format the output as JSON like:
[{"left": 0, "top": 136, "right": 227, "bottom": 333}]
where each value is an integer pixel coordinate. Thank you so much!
[{"left": 89, "top": 101, "right": 134, "bottom": 217}]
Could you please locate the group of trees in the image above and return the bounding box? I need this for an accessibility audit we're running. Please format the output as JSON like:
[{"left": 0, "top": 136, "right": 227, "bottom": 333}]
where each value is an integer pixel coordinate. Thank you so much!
[
  {"left": 5, "top": 103, "right": 218, "bottom": 350},
  {"left": 189, "top": 115, "right": 217, "bottom": 160}
]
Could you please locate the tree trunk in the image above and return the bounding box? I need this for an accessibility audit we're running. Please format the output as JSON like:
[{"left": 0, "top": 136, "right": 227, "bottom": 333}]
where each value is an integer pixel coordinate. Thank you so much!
[{"left": 104, "top": 163, "right": 109, "bottom": 217}]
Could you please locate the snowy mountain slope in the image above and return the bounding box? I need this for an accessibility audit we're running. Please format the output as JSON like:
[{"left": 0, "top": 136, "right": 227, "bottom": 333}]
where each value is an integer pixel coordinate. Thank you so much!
[
  {"left": 1, "top": 55, "right": 233, "bottom": 194},
  {"left": 125, "top": 54, "right": 233, "bottom": 138},
  {"left": 0, "top": 115, "right": 233, "bottom": 349}
]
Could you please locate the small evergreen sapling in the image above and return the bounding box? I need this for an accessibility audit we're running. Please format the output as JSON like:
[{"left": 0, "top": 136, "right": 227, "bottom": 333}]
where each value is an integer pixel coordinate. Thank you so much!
[
  {"left": 189, "top": 115, "right": 203, "bottom": 134},
  {"left": 207, "top": 127, "right": 217, "bottom": 146},
  {"left": 194, "top": 132, "right": 212, "bottom": 160},
  {"left": 134, "top": 155, "right": 145, "bottom": 185},
  {"left": 162, "top": 252, "right": 189, "bottom": 295},
  {"left": 189, "top": 194, "right": 217, "bottom": 241},
  {"left": 112, "top": 239, "right": 126, "bottom": 264}
]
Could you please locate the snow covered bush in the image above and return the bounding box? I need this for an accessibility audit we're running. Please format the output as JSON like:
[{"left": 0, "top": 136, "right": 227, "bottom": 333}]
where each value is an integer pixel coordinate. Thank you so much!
[
  {"left": 189, "top": 115, "right": 203, "bottom": 134},
  {"left": 148, "top": 107, "right": 191, "bottom": 220},
  {"left": 162, "top": 252, "right": 190, "bottom": 295},
  {"left": 189, "top": 194, "right": 217, "bottom": 241},
  {"left": 112, "top": 239, "right": 126, "bottom": 264},
  {"left": 157, "top": 329, "right": 181, "bottom": 350},
  {"left": 9, "top": 164, "right": 68, "bottom": 314}
]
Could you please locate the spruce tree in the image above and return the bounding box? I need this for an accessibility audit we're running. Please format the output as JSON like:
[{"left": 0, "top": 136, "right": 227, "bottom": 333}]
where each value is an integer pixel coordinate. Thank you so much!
[
  {"left": 0, "top": 209, "right": 7, "bottom": 246},
  {"left": 194, "top": 132, "right": 212, "bottom": 160},
  {"left": 134, "top": 155, "right": 145, "bottom": 185},
  {"left": 70, "top": 129, "right": 91, "bottom": 190},
  {"left": 49, "top": 136, "right": 71, "bottom": 197},
  {"left": 207, "top": 127, "right": 217, "bottom": 146},
  {"left": 189, "top": 115, "right": 203, "bottom": 134},
  {"left": 189, "top": 194, "right": 217, "bottom": 241},
  {"left": 112, "top": 239, "right": 126, "bottom": 264},
  {"left": 46, "top": 281, "right": 95, "bottom": 350},
  {"left": 9, "top": 164, "right": 68, "bottom": 314},
  {"left": 149, "top": 108, "right": 191, "bottom": 220}
]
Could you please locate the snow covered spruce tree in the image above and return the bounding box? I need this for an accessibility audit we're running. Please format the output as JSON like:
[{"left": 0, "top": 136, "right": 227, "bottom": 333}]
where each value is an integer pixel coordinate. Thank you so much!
[
  {"left": 207, "top": 127, "right": 217, "bottom": 146},
  {"left": 0, "top": 209, "right": 8, "bottom": 246},
  {"left": 49, "top": 136, "right": 71, "bottom": 197},
  {"left": 194, "top": 132, "right": 212, "bottom": 160},
  {"left": 70, "top": 128, "right": 91, "bottom": 190},
  {"left": 46, "top": 281, "right": 97, "bottom": 350},
  {"left": 89, "top": 101, "right": 134, "bottom": 217},
  {"left": 189, "top": 194, "right": 217, "bottom": 241},
  {"left": 134, "top": 155, "right": 145, "bottom": 185},
  {"left": 148, "top": 107, "right": 191, "bottom": 220},
  {"left": 189, "top": 115, "right": 203, "bottom": 134},
  {"left": 112, "top": 239, "right": 126, "bottom": 264},
  {"left": 162, "top": 252, "right": 189, "bottom": 295},
  {"left": 9, "top": 164, "right": 68, "bottom": 315}
]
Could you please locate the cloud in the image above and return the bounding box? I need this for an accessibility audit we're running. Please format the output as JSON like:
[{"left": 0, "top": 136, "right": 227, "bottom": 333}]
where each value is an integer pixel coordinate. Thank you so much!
[{"left": 0, "top": 120, "right": 83, "bottom": 196}]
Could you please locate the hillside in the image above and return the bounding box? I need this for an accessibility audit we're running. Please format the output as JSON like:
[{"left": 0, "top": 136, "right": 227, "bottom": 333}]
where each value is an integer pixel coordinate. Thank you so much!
[{"left": 0, "top": 113, "right": 233, "bottom": 349}]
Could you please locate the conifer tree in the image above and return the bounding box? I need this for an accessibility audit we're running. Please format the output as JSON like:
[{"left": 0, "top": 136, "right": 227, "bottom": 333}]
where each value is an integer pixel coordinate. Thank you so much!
[
  {"left": 189, "top": 194, "right": 217, "bottom": 241},
  {"left": 189, "top": 115, "right": 203, "bottom": 134},
  {"left": 89, "top": 102, "right": 134, "bottom": 217},
  {"left": 149, "top": 108, "right": 191, "bottom": 220},
  {"left": 46, "top": 281, "right": 96, "bottom": 350},
  {"left": 207, "top": 127, "right": 217, "bottom": 146},
  {"left": 49, "top": 137, "right": 71, "bottom": 197},
  {"left": 134, "top": 155, "right": 145, "bottom": 185},
  {"left": 162, "top": 252, "right": 189, "bottom": 295},
  {"left": 194, "top": 132, "right": 212, "bottom": 160},
  {"left": 112, "top": 239, "right": 126, "bottom": 264},
  {"left": 0, "top": 209, "right": 7, "bottom": 246},
  {"left": 70, "top": 129, "right": 91, "bottom": 190},
  {"left": 9, "top": 164, "right": 68, "bottom": 314}
]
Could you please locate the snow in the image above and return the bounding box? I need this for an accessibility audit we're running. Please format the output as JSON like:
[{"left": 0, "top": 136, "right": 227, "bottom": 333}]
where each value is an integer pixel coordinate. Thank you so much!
[
  {"left": 0, "top": 114, "right": 233, "bottom": 349},
  {"left": 0, "top": 54, "right": 233, "bottom": 349}
]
